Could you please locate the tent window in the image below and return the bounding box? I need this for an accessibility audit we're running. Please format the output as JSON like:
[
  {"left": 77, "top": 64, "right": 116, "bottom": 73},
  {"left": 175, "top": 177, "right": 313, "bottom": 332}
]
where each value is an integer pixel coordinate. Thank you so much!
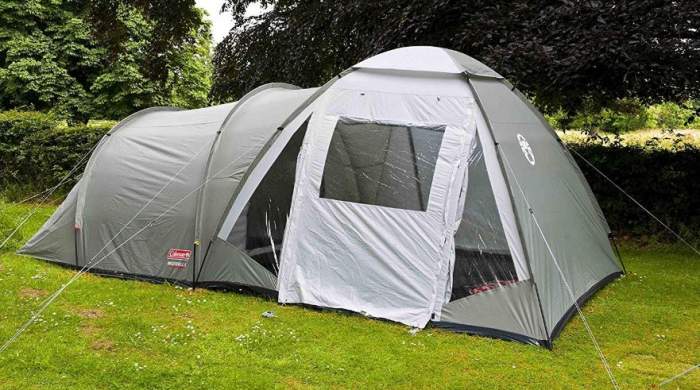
[
  {"left": 226, "top": 120, "right": 309, "bottom": 276},
  {"left": 320, "top": 118, "right": 445, "bottom": 211},
  {"left": 450, "top": 136, "right": 518, "bottom": 301}
]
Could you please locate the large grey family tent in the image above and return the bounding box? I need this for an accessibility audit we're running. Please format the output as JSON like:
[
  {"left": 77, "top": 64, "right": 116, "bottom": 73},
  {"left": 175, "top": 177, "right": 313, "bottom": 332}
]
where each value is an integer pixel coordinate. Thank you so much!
[{"left": 19, "top": 46, "right": 623, "bottom": 347}]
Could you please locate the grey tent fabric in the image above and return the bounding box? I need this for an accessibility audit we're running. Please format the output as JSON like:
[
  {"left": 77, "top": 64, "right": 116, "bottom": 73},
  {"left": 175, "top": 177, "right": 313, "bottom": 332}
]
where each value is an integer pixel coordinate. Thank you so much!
[
  {"left": 467, "top": 77, "right": 622, "bottom": 335},
  {"left": 19, "top": 46, "right": 622, "bottom": 347},
  {"left": 440, "top": 281, "right": 547, "bottom": 343},
  {"left": 17, "top": 179, "right": 81, "bottom": 265},
  {"left": 194, "top": 85, "right": 316, "bottom": 279},
  {"left": 73, "top": 104, "right": 230, "bottom": 280}
]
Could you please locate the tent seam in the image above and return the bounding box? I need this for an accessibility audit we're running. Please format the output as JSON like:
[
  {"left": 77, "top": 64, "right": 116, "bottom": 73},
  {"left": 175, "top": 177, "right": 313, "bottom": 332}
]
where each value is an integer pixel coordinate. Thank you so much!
[
  {"left": 74, "top": 106, "right": 182, "bottom": 266},
  {"left": 463, "top": 75, "right": 551, "bottom": 343},
  {"left": 193, "top": 83, "right": 302, "bottom": 283}
]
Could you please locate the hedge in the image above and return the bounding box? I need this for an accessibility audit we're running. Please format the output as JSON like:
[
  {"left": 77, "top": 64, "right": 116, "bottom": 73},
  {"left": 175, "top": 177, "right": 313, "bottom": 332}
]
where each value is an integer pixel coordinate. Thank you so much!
[
  {"left": 0, "top": 111, "right": 109, "bottom": 199},
  {"left": 0, "top": 111, "right": 698, "bottom": 241},
  {"left": 568, "top": 142, "right": 699, "bottom": 242}
]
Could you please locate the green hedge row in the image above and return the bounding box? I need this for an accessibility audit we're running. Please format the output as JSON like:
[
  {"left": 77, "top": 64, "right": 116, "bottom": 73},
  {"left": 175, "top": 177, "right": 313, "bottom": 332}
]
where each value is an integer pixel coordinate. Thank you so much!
[
  {"left": 568, "top": 142, "right": 699, "bottom": 242},
  {"left": 0, "top": 111, "right": 109, "bottom": 199},
  {"left": 0, "top": 111, "right": 698, "bottom": 242}
]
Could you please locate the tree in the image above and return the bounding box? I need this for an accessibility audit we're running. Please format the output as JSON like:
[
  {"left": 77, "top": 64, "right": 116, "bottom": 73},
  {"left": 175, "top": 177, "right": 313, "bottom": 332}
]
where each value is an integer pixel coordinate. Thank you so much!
[
  {"left": 0, "top": 0, "right": 212, "bottom": 122},
  {"left": 89, "top": 3, "right": 213, "bottom": 117},
  {"left": 0, "top": 1, "right": 102, "bottom": 123},
  {"left": 85, "top": 0, "right": 206, "bottom": 89},
  {"left": 168, "top": 10, "right": 213, "bottom": 110},
  {"left": 212, "top": 0, "right": 700, "bottom": 112}
]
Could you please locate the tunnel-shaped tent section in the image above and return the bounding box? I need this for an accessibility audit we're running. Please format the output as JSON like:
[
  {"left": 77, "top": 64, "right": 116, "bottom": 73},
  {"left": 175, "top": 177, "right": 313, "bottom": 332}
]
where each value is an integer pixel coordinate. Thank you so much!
[
  {"left": 20, "top": 85, "right": 318, "bottom": 285},
  {"left": 20, "top": 46, "right": 623, "bottom": 347}
]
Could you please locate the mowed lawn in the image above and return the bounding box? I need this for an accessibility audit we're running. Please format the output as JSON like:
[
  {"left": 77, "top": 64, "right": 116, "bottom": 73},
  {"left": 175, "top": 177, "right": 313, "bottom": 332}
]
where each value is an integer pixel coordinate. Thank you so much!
[{"left": 0, "top": 202, "right": 698, "bottom": 389}]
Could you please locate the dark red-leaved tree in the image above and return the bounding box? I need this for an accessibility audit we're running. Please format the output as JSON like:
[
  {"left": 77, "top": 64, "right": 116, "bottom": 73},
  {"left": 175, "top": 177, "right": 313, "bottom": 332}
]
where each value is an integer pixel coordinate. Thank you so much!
[{"left": 212, "top": 0, "right": 699, "bottom": 112}]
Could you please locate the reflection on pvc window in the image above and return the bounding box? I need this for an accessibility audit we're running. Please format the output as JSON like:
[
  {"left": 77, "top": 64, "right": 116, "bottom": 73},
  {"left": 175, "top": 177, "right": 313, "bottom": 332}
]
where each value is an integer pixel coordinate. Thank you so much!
[
  {"left": 451, "top": 135, "right": 518, "bottom": 300},
  {"left": 227, "top": 120, "right": 309, "bottom": 276},
  {"left": 320, "top": 118, "right": 445, "bottom": 211}
]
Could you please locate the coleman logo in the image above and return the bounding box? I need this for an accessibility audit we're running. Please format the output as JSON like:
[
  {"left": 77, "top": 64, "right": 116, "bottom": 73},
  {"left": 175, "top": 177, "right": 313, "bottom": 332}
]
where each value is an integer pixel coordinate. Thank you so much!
[
  {"left": 517, "top": 134, "right": 535, "bottom": 165},
  {"left": 167, "top": 249, "right": 191, "bottom": 269}
]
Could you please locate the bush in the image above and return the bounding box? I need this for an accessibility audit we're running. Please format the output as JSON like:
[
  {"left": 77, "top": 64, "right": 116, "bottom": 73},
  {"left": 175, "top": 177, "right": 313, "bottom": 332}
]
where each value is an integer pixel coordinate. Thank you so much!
[
  {"left": 568, "top": 98, "right": 649, "bottom": 134},
  {"left": 0, "top": 111, "right": 110, "bottom": 200},
  {"left": 568, "top": 141, "right": 700, "bottom": 242},
  {"left": 548, "top": 99, "right": 699, "bottom": 133},
  {"left": 647, "top": 102, "right": 695, "bottom": 131},
  {"left": 19, "top": 124, "right": 108, "bottom": 191},
  {"left": 0, "top": 111, "right": 58, "bottom": 183}
]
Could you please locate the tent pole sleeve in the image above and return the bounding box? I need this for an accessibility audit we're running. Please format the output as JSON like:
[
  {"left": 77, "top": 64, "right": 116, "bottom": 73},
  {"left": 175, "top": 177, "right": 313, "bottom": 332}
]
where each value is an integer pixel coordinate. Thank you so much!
[
  {"left": 207, "top": 71, "right": 350, "bottom": 245},
  {"left": 73, "top": 106, "right": 182, "bottom": 266},
  {"left": 195, "top": 239, "right": 214, "bottom": 283},
  {"left": 193, "top": 83, "right": 302, "bottom": 267},
  {"left": 463, "top": 74, "right": 551, "bottom": 343}
]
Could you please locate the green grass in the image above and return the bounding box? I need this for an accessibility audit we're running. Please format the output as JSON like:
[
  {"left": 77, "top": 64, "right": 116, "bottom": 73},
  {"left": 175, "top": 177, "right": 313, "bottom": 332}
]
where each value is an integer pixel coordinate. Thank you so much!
[{"left": 0, "top": 203, "right": 698, "bottom": 389}]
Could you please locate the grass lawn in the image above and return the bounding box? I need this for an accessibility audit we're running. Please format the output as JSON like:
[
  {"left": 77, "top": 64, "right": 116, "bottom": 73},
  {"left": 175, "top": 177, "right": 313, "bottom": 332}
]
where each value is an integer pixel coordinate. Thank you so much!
[{"left": 0, "top": 202, "right": 698, "bottom": 389}]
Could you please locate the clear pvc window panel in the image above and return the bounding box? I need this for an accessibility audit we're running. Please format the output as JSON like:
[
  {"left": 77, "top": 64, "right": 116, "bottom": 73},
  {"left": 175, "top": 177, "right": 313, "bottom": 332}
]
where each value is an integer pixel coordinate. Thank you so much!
[
  {"left": 450, "top": 136, "right": 518, "bottom": 301},
  {"left": 226, "top": 121, "right": 309, "bottom": 276},
  {"left": 320, "top": 119, "right": 445, "bottom": 211}
]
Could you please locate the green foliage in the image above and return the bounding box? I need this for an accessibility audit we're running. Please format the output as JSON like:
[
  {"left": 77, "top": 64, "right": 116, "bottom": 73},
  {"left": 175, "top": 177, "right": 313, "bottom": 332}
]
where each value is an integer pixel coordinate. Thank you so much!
[
  {"left": 547, "top": 99, "right": 699, "bottom": 134},
  {"left": 569, "top": 141, "right": 700, "bottom": 242},
  {"left": 169, "top": 12, "right": 213, "bottom": 110},
  {"left": 569, "top": 98, "right": 650, "bottom": 134},
  {"left": 0, "top": 0, "right": 213, "bottom": 122},
  {"left": 647, "top": 101, "right": 696, "bottom": 131},
  {"left": 0, "top": 1, "right": 101, "bottom": 123},
  {"left": 20, "top": 123, "right": 109, "bottom": 191},
  {"left": 90, "top": 3, "right": 163, "bottom": 118},
  {"left": 0, "top": 111, "right": 59, "bottom": 183},
  {"left": 0, "top": 111, "right": 109, "bottom": 198}
]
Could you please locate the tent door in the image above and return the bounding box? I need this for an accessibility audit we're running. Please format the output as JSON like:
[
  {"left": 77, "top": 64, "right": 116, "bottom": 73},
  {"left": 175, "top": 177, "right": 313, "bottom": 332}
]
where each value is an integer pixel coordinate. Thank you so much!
[{"left": 278, "top": 115, "right": 474, "bottom": 328}]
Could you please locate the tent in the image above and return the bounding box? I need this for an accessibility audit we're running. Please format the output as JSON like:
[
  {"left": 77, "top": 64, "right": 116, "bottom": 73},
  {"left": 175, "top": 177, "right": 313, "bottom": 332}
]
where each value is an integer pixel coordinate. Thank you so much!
[{"left": 19, "top": 47, "right": 623, "bottom": 347}]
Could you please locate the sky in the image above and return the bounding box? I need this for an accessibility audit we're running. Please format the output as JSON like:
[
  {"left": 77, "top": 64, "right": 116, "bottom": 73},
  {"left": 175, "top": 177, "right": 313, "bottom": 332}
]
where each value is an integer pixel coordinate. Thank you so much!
[{"left": 195, "top": 0, "right": 267, "bottom": 44}]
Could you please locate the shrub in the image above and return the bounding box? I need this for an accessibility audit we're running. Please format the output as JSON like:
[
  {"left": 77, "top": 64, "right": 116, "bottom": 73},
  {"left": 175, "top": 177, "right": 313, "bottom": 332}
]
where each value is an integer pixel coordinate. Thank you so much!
[
  {"left": 0, "top": 111, "right": 110, "bottom": 199},
  {"left": 647, "top": 102, "right": 695, "bottom": 131},
  {"left": 0, "top": 111, "right": 58, "bottom": 183},
  {"left": 568, "top": 98, "right": 649, "bottom": 134},
  {"left": 20, "top": 124, "right": 108, "bottom": 191},
  {"left": 548, "top": 99, "right": 699, "bottom": 133},
  {"left": 568, "top": 141, "right": 700, "bottom": 242}
]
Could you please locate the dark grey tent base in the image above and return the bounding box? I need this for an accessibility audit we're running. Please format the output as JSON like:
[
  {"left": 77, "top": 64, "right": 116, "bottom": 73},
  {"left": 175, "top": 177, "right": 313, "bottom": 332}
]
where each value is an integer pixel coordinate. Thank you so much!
[
  {"left": 430, "top": 321, "right": 548, "bottom": 346},
  {"left": 433, "top": 270, "right": 623, "bottom": 348},
  {"left": 26, "top": 254, "right": 281, "bottom": 297},
  {"left": 25, "top": 255, "right": 197, "bottom": 287},
  {"left": 196, "top": 281, "right": 278, "bottom": 300}
]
